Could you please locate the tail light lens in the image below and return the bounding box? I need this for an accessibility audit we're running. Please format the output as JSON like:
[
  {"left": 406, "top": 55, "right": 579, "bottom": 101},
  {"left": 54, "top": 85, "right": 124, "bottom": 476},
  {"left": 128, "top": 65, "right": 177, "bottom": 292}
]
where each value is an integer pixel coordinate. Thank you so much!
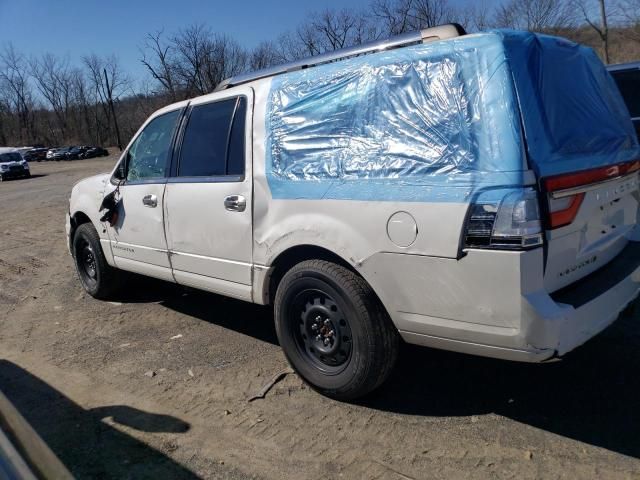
[
  {"left": 464, "top": 188, "right": 543, "bottom": 250},
  {"left": 547, "top": 192, "right": 585, "bottom": 229},
  {"left": 542, "top": 160, "right": 640, "bottom": 230}
]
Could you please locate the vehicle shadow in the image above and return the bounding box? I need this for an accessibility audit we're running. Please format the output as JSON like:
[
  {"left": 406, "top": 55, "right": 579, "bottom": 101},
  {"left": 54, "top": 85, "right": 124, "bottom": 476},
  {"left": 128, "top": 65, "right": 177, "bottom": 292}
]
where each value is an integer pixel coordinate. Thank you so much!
[
  {"left": 113, "top": 276, "right": 640, "bottom": 459},
  {"left": 113, "top": 275, "right": 279, "bottom": 345},
  {"left": 162, "top": 287, "right": 279, "bottom": 346},
  {"left": 0, "top": 174, "right": 46, "bottom": 181},
  {"left": 0, "top": 360, "right": 198, "bottom": 479},
  {"left": 361, "top": 309, "right": 640, "bottom": 459}
]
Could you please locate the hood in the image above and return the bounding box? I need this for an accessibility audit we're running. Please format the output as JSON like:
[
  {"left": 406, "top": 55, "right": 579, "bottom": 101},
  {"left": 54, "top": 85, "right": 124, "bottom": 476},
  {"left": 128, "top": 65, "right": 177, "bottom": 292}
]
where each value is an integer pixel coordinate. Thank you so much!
[{"left": 71, "top": 172, "right": 111, "bottom": 196}]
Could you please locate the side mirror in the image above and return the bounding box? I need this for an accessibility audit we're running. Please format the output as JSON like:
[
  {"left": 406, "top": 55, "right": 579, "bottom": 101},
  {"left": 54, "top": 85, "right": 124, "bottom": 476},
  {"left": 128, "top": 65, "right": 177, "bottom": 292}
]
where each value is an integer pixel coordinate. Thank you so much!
[{"left": 113, "top": 153, "right": 128, "bottom": 181}]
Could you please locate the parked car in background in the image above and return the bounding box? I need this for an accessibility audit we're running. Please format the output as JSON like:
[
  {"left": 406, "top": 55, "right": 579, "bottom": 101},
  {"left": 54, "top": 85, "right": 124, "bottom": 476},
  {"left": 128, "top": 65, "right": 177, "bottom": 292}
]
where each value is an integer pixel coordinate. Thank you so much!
[
  {"left": 15, "top": 146, "right": 33, "bottom": 156},
  {"left": 47, "top": 146, "right": 73, "bottom": 161},
  {"left": 23, "top": 147, "right": 49, "bottom": 162},
  {"left": 608, "top": 61, "right": 640, "bottom": 139},
  {"left": 0, "top": 147, "right": 30, "bottom": 180},
  {"left": 66, "top": 145, "right": 89, "bottom": 160},
  {"left": 79, "top": 146, "right": 109, "bottom": 159}
]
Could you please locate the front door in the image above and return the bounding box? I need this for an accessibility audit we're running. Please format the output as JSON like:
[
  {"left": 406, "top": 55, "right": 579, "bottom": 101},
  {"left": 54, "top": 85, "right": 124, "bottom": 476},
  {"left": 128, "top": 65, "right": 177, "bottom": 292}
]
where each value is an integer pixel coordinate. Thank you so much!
[
  {"left": 164, "top": 89, "right": 253, "bottom": 300},
  {"left": 106, "top": 108, "right": 182, "bottom": 282}
]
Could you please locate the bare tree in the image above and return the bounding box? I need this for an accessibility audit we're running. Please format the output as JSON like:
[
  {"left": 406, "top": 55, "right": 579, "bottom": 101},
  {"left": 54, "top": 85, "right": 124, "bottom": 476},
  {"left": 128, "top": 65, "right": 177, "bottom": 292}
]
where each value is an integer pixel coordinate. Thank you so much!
[
  {"left": 495, "top": 0, "right": 573, "bottom": 31},
  {"left": 250, "top": 41, "right": 281, "bottom": 70},
  {"left": 30, "top": 53, "right": 75, "bottom": 142},
  {"left": 83, "top": 54, "right": 130, "bottom": 147},
  {"left": 462, "top": 0, "right": 494, "bottom": 32},
  {"left": 0, "top": 44, "right": 36, "bottom": 144},
  {"left": 140, "top": 29, "right": 179, "bottom": 100},
  {"left": 278, "top": 8, "right": 377, "bottom": 60},
  {"left": 202, "top": 33, "right": 248, "bottom": 88},
  {"left": 169, "top": 24, "right": 248, "bottom": 95},
  {"left": 372, "top": 0, "right": 456, "bottom": 35},
  {"left": 618, "top": 0, "right": 640, "bottom": 42},
  {"left": 571, "top": 0, "right": 615, "bottom": 63}
]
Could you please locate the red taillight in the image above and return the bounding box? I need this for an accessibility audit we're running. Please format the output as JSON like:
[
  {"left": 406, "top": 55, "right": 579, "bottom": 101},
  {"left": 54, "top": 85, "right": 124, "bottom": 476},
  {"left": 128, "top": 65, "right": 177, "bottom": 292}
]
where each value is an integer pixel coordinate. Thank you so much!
[
  {"left": 548, "top": 193, "right": 584, "bottom": 228},
  {"left": 543, "top": 161, "right": 640, "bottom": 191},
  {"left": 542, "top": 160, "right": 640, "bottom": 230}
]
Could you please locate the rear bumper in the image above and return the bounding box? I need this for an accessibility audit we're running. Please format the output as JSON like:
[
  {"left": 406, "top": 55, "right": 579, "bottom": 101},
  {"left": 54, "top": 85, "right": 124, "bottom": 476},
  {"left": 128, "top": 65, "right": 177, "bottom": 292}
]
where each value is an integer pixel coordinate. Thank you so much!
[
  {"left": 548, "top": 242, "right": 640, "bottom": 355},
  {"left": 360, "top": 242, "right": 640, "bottom": 362}
]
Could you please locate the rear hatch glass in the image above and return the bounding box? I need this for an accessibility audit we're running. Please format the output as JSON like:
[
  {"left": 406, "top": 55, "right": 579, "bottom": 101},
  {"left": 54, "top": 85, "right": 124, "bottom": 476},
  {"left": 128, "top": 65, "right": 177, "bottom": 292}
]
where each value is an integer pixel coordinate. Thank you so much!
[{"left": 502, "top": 31, "right": 640, "bottom": 292}]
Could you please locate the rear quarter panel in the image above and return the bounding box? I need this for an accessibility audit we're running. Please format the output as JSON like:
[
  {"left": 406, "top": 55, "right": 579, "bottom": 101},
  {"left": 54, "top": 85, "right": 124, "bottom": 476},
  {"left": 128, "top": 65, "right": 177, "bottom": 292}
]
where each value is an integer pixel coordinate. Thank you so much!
[{"left": 251, "top": 80, "right": 470, "bottom": 297}]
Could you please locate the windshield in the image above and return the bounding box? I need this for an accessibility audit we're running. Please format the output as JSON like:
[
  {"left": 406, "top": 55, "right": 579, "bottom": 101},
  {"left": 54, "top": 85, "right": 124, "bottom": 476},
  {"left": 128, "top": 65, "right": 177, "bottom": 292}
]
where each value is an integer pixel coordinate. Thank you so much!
[{"left": 0, "top": 152, "right": 22, "bottom": 163}]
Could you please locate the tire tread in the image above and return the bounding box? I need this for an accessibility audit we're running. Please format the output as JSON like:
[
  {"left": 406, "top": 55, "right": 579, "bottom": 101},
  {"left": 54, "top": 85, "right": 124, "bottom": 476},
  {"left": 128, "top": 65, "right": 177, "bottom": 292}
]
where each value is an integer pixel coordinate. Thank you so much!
[
  {"left": 275, "top": 259, "right": 399, "bottom": 400},
  {"left": 73, "top": 223, "right": 120, "bottom": 299}
]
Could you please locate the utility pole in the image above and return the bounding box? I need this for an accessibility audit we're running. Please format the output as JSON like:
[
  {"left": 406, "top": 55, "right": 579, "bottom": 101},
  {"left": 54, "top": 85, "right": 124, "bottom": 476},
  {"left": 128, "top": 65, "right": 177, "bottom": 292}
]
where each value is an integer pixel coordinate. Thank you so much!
[
  {"left": 103, "top": 68, "right": 123, "bottom": 151},
  {"left": 599, "top": 0, "right": 610, "bottom": 64}
]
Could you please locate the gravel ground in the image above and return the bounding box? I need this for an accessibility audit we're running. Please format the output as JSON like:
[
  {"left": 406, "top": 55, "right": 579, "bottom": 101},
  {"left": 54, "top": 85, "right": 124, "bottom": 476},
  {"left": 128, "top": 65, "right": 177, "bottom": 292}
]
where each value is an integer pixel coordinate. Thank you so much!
[{"left": 1, "top": 157, "right": 640, "bottom": 479}]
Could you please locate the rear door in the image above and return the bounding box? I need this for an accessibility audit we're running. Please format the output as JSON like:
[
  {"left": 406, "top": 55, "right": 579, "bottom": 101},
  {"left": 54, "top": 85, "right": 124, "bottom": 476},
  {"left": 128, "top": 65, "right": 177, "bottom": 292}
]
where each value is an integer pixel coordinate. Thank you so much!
[{"left": 164, "top": 88, "right": 253, "bottom": 301}]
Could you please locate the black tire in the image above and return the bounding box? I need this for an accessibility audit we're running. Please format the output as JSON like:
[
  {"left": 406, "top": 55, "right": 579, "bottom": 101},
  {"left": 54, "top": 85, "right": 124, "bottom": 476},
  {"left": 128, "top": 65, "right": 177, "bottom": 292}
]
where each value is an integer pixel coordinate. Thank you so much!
[
  {"left": 274, "top": 259, "right": 399, "bottom": 400},
  {"left": 72, "top": 222, "right": 120, "bottom": 299}
]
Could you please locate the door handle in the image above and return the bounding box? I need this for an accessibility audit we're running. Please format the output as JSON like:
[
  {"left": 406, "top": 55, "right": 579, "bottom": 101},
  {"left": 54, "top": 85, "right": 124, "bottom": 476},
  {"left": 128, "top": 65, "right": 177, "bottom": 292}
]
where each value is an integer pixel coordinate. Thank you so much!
[
  {"left": 142, "top": 194, "right": 158, "bottom": 208},
  {"left": 224, "top": 195, "right": 246, "bottom": 212}
]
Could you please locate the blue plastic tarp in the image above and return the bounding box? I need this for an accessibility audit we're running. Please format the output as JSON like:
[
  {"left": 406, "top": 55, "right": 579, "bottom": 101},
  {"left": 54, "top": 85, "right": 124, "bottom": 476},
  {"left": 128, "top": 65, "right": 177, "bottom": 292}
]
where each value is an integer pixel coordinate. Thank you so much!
[
  {"left": 265, "top": 33, "right": 524, "bottom": 201},
  {"left": 499, "top": 30, "right": 640, "bottom": 178},
  {"left": 264, "top": 30, "right": 639, "bottom": 202}
]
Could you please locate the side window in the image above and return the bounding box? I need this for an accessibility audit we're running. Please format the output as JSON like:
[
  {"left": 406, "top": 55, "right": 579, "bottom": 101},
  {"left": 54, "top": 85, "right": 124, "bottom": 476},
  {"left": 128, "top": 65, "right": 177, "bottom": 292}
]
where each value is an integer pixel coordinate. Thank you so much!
[
  {"left": 178, "top": 97, "right": 246, "bottom": 178},
  {"left": 612, "top": 70, "right": 640, "bottom": 118},
  {"left": 126, "top": 109, "right": 180, "bottom": 182}
]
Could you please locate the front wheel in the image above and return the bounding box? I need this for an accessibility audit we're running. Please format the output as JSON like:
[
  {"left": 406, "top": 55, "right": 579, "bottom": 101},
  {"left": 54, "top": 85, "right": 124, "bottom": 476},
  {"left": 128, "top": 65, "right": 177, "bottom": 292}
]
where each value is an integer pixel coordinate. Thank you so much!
[
  {"left": 274, "top": 260, "right": 399, "bottom": 400},
  {"left": 72, "top": 223, "right": 120, "bottom": 299}
]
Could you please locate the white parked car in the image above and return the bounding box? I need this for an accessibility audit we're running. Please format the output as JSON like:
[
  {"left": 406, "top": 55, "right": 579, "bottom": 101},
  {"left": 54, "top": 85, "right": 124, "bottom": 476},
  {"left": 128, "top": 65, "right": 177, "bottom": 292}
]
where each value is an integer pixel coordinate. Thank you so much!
[
  {"left": 0, "top": 147, "right": 30, "bottom": 181},
  {"left": 66, "top": 26, "right": 640, "bottom": 400}
]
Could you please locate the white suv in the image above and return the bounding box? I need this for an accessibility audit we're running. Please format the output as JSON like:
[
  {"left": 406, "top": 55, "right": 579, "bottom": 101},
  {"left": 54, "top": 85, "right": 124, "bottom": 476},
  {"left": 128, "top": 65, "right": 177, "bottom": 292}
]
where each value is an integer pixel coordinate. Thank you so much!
[{"left": 66, "top": 26, "right": 640, "bottom": 400}]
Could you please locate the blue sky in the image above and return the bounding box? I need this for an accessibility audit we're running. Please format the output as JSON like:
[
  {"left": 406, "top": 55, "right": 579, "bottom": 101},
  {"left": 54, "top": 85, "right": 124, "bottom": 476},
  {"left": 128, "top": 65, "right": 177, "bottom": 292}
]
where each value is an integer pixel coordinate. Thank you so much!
[{"left": 0, "top": 0, "right": 477, "bottom": 83}]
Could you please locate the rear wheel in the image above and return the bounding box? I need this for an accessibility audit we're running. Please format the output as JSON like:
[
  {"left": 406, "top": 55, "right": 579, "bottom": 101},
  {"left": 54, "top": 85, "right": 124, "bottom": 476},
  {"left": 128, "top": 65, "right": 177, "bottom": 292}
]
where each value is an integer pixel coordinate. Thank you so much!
[
  {"left": 72, "top": 223, "right": 120, "bottom": 299},
  {"left": 274, "top": 260, "right": 399, "bottom": 400}
]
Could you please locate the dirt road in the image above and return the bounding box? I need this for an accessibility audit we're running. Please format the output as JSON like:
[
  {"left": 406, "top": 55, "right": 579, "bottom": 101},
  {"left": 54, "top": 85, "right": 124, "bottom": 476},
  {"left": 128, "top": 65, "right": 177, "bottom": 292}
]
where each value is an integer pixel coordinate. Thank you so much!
[{"left": 1, "top": 157, "right": 639, "bottom": 479}]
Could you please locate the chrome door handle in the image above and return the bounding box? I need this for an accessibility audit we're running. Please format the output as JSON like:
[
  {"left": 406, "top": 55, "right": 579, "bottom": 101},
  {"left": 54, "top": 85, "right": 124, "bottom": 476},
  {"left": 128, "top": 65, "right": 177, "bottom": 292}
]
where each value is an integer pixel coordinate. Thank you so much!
[
  {"left": 142, "top": 194, "right": 158, "bottom": 208},
  {"left": 224, "top": 195, "right": 246, "bottom": 212}
]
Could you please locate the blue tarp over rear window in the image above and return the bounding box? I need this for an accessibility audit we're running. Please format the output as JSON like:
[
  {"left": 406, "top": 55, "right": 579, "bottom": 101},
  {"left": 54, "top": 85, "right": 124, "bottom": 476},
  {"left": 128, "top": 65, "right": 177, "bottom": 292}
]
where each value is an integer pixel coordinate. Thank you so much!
[
  {"left": 264, "top": 33, "right": 525, "bottom": 201},
  {"left": 264, "top": 30, "right": 640, "bottom": 201},
  {"left": 499, "top": 30, "right": 640, "bottom": 177}
]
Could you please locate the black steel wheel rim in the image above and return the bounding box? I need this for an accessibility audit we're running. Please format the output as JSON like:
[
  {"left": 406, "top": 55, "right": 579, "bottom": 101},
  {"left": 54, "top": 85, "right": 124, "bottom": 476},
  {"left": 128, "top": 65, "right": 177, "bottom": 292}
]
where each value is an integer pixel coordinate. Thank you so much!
[
  {"left": 77, "top": 239, "right": 97, "bottom": 284},
  {"left": 289, "top": 288, "right": 353, "bottom": 374}
]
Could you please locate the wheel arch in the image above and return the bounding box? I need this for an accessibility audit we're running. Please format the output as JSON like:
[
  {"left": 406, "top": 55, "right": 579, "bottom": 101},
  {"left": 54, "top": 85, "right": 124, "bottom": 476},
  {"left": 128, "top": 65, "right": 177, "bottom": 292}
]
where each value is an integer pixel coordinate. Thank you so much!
[
  {"left": 69, "top": 211, "right": 92, "bottom": 248},
  {"left": 263, "top": 244, "right": 361, "bottom": 306}
]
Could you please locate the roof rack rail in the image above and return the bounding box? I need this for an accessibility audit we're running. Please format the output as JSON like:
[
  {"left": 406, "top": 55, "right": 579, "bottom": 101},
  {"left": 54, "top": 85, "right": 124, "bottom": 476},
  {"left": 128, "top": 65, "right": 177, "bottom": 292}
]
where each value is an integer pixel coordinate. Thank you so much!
[{"left": 214, "top": 23, "right": 466, "bottom": 91}]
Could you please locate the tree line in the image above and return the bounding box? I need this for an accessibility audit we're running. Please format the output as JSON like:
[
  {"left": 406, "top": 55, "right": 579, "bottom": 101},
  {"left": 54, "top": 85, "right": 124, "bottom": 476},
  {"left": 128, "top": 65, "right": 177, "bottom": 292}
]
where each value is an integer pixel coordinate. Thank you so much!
[{"left": 1, "top": 0, "right": 639, "bottom": 149}]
